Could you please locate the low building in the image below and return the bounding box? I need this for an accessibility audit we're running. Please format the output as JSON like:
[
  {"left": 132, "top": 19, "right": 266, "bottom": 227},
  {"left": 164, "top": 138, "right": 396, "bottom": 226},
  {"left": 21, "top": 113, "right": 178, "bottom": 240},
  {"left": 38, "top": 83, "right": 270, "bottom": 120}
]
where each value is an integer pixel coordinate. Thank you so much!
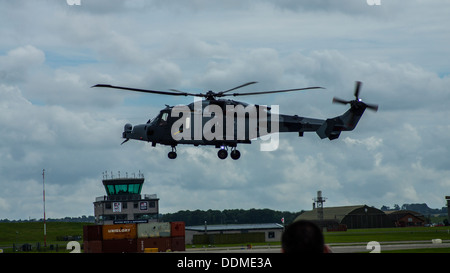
[
  {"left": 185, "top": 223, "right": 284, "bottom": 245},
  {"left": 385, "top": 210, "right": 425, "bottom": 227}
]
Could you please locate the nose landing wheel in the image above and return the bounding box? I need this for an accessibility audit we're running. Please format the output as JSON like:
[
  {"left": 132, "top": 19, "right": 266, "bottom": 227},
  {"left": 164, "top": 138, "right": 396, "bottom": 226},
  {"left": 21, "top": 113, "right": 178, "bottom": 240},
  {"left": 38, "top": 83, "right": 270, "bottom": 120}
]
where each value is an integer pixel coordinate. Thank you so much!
[{"left": 168, "top": 146, "right": 177, "bottom": 159}]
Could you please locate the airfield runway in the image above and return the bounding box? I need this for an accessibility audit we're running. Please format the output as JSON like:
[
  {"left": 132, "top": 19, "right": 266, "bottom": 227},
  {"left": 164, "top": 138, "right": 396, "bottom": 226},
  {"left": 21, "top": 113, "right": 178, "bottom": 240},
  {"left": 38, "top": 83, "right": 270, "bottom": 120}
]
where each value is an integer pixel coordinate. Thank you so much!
[{"left": 185, "top": 240, "right": 450, "bottom": 253}]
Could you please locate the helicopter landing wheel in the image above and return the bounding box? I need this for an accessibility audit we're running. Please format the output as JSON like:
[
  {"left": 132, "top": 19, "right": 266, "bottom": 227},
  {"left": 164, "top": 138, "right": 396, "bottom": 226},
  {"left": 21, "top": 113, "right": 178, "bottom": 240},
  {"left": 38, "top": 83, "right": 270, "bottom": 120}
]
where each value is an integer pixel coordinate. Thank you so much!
[
  {"left": 217, "top": 149, "right": 228, "bottom": 160},
  {"left": 168, "top": 151, "right": 177, "bottom": 159},
  {"left": 230, "top": 149, "right": 241, "bottom": 160},
  {"left": 168, "top": 146, "right": 177, "bottom": 159}
]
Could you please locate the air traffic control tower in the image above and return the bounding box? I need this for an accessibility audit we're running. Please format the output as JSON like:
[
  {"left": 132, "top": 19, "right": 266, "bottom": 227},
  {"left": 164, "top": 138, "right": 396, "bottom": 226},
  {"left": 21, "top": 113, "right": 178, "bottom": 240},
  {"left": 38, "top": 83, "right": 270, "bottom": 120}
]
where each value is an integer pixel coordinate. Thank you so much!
[{"left": 94, "top": 172, "right": 159, "bottom": 225}]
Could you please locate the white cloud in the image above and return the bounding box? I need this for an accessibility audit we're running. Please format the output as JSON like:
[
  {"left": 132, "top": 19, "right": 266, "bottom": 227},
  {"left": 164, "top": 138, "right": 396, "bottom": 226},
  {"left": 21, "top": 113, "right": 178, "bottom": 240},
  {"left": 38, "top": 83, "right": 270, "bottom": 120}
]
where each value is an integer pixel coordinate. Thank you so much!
[
  {"left": 0, "top": 197, "right": 10, "bottom": 213},
  {"left": 343, "top": 136, "right": 383, "bottom": 151},
  {"left": 0, "top": 45, "right": 45, "bottom": 82}
]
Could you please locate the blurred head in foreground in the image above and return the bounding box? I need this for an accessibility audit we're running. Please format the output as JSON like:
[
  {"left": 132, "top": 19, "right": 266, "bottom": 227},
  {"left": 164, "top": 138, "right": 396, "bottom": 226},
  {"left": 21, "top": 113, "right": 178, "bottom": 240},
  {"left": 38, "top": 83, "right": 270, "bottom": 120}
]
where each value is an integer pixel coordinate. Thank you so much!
[{"left": 282, "top": 220, "right": 331, "bottom": 253}]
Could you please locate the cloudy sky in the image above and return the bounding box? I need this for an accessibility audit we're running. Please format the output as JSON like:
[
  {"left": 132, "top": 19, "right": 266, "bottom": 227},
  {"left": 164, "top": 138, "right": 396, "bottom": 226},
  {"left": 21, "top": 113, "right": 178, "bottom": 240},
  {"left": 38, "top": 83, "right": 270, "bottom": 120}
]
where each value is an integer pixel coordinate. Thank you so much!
[{"left": 1, "top": 0, "right": 449, "bottom": 220}]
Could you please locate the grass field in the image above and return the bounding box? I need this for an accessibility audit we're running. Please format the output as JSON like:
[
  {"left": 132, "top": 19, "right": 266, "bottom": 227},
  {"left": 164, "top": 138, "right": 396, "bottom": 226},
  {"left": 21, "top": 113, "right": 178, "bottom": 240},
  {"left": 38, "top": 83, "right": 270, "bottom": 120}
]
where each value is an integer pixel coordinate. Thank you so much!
[
  {"left": 383, "top": 248, "right": 450, "bottom": 253},
  {"left": 324, "top": 226, "right": 450, "bottom": 243},
  {"left": 0, "top": 222, "right": 88, "bottom": 253},
  {"left": 1, "top": 222, "right": 450, "bottom": 253}
]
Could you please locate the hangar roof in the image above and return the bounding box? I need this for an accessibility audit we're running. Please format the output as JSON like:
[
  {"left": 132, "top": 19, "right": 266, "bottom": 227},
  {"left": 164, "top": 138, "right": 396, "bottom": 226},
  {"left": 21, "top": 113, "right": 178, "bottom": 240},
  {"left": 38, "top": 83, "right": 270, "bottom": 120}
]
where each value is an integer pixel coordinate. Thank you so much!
[{"left": 295, "top": 205, "right": 380, "bottom": 223}]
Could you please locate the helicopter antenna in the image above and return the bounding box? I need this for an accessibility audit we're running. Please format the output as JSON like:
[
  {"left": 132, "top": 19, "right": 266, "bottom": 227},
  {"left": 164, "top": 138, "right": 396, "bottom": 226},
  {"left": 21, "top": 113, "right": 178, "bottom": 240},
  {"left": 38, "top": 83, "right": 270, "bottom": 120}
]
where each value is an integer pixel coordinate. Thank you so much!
[{"left": 42, "top": 169, "right": 47, "bottom": 247}]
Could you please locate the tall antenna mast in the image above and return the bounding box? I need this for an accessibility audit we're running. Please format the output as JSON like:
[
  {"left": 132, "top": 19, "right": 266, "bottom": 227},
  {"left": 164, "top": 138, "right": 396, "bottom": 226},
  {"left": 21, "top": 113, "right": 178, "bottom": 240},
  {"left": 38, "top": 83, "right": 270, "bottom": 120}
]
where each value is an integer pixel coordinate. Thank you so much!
[
  {"left": 42, "top": 169, "right": 47, "bottom": 248},
  {"left": 313, "top": 190, "right": 327, "bottom": 222}
]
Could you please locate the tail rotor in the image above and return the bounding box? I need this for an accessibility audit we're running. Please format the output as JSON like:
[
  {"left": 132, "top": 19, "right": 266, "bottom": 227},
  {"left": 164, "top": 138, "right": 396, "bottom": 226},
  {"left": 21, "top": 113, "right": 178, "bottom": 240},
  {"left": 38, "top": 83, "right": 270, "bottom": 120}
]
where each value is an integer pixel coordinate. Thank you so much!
[{"left": 332, "top": 81, "right": 378, "bottom": 112}]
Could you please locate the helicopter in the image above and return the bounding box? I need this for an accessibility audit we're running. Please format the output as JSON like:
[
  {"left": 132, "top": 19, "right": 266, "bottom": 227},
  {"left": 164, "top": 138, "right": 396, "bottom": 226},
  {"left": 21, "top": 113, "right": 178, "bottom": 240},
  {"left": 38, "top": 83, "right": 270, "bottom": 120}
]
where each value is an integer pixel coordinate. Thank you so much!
[{"left": 93, "top": 81, "right": 378, "bottom": 160}]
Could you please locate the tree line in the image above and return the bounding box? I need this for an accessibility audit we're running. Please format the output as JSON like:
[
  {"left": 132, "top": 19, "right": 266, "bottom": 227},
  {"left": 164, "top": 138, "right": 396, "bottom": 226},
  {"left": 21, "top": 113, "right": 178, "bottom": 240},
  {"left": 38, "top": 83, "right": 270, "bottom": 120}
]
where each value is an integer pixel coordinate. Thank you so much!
[
  {"left": 380, "top": 203, "right": 447, "bottom": 215},
  {"left": 4, "top": 203, "right": 445, "bottom": 224},
  {"left": 0, "top": 215, "right": 95, "bottom": 223},
  {"left": 159, "top": 208, "right": 302, "bottom": 226},
  {"left": 1, "top": 209, "right": 302, "bottom": 225}
]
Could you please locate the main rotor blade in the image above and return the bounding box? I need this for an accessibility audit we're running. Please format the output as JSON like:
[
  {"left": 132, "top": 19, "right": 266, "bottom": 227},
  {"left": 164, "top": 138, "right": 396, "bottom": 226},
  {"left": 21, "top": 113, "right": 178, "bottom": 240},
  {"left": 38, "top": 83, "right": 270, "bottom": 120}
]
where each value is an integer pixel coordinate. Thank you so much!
[
  {"left": 92, "top": 84, "right": 197, "bottom": 97},
  {"left": 169, "top": 88, "right": 189, "bottom": 94},
  {"left": 222, "top": 86, "right": 324, "bottom": 97},
  {"left": 219, "top": 81, "right": 258, "bottom": 95}
]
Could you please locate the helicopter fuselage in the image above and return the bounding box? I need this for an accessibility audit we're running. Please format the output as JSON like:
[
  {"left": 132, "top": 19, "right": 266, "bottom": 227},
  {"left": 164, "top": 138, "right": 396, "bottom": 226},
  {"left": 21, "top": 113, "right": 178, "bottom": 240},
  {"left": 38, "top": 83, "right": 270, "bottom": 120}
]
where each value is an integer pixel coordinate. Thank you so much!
[{"left": 123, "top": 99, "right": 279, "bottom": 148}]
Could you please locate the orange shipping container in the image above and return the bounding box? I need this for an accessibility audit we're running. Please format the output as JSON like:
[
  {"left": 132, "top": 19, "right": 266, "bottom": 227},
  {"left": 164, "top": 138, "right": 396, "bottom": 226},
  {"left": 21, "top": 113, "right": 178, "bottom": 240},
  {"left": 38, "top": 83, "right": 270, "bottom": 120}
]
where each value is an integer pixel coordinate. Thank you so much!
[
  {"left": 170, "top": 222, "right": 185, "bottom": 237},
  {"left": 102, "top": 224, "right": 137, "bottom": 240}
]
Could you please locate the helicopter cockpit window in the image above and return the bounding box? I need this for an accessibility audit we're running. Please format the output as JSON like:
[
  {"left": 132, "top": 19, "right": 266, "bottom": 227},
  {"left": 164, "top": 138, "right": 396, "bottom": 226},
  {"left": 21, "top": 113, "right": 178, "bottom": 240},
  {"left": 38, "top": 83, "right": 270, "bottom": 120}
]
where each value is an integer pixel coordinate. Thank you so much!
[{"left": 159, "top": 112, "right": 169, "bottom": 126}]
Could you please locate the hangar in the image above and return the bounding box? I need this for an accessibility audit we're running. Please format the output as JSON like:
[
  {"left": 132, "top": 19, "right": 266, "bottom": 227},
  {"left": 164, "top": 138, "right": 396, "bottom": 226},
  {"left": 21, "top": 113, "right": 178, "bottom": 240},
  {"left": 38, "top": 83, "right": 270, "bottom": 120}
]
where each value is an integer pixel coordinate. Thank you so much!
[
  {"left": 295, "top": 205, "right": 392, "bottom": 229},
  {"left": 185, "top": 223, "right": 284, "bottom": 245}
]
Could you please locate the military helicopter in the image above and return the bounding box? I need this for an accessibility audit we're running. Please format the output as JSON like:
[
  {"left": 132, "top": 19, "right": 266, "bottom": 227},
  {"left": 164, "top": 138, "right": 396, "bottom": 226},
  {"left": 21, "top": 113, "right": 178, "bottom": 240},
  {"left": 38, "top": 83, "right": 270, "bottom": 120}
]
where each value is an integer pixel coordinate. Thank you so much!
[{"left": 93, "top": 81, "right": 377, "bottom": 160}]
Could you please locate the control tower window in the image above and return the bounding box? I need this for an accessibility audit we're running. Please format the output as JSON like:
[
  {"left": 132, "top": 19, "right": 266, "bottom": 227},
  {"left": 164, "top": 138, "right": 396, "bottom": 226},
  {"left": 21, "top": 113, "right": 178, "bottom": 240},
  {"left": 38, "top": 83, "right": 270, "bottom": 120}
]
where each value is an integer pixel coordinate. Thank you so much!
[{"left": 104, "top": 182, "right": 142, "bottom": 195}]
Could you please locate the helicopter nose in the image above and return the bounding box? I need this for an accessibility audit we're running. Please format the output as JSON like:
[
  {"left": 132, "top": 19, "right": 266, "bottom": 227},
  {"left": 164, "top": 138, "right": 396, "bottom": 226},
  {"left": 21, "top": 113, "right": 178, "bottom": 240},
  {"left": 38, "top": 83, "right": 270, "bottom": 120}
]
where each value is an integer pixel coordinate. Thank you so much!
[
  {"left": 123, "top": 123, "right": 132, "bottom": 139},
  {"left": 124, "top": 123, "right": 133, "bottom": 132}
]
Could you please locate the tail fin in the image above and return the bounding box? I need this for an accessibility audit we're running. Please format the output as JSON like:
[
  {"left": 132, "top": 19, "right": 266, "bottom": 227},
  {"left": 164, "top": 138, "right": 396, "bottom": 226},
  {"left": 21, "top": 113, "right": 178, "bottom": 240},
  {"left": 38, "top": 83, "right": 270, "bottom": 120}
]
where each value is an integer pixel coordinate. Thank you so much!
[
  {"left": 316, "top": 81, "right": 378, "bottom": 140},
  {"left": 316, "top": 107, "right": 366, "bottom": 140}
]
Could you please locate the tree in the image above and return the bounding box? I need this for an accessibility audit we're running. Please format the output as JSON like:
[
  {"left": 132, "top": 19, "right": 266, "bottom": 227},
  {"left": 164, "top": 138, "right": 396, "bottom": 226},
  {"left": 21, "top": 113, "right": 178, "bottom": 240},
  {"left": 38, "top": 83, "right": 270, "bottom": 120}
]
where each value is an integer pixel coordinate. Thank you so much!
[{"left": 160, "top": 208, "right": 301, "bottom": 225}]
